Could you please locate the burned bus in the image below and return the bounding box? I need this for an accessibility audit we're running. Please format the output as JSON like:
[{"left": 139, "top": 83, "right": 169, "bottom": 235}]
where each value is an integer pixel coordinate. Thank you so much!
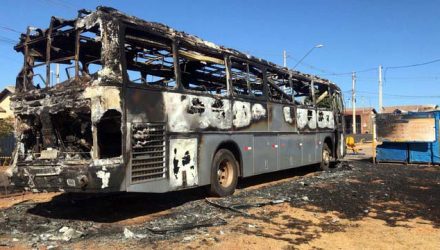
[{"left": 10, "top": 7, "right": 345, "bottom": 196}]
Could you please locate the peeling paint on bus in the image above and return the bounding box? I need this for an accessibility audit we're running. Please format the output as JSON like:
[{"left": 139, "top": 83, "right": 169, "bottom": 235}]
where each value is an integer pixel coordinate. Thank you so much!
[
  {"left": 83, "top": 86, "right": 121, "bottom": 122},
  {"left": 169, "top": 138, "right": 198, "bottom": 188},
  {"left": 297, "top": 108, "right": 309, "bottom": 129},
  {"left": 233, "top": 101, "right": 251, "bottom": 128},
  {"left": 317, "top": 110, "right": 335, "bottom": 129},
  {"left": 251, "top": 103, "right": 266, "bottom": 120},
  {"left": 97, "top": 166, "right": 110, "bottom": 189},
  {"left": 165, "top": 93, "right": 232, "bottom": 132},
  {"left": 283, "top": 106, "right": 293, "bottom": 124}
]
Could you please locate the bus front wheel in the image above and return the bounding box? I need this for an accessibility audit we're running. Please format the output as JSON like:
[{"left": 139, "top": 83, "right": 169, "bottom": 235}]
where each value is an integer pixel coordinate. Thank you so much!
[{"left": 210, "top": 149, "right": 238, "bottom": 197}]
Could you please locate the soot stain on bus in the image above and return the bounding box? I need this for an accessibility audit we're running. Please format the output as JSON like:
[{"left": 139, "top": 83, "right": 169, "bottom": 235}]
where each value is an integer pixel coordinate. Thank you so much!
[
  {"left": 10, "top": 8, "right": 126, "bottom": 192},
  {"left": 8, "top": 7, "right": 345, "bottom": 194}
]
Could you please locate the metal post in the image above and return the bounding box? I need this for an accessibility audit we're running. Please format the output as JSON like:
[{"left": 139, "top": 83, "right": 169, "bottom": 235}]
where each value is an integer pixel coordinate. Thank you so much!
[
  {"left": 352, "top": 72, "right": 356, "bottom": 134},
  {"left": 372, "top": 113, "right": 377, "bottom": 164},
  {"left": 378, "top": 65, "right": 383, "bottom": 113},
  {"left": 56, "top": 63, "right": 60, "bottom": 84},
  {"left": 283, "top": 50, "right": 287, "bottom": 68}
]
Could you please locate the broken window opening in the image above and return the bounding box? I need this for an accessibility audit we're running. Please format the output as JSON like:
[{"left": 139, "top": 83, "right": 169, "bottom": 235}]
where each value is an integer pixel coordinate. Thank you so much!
[
  {"left": 29, "top": 65, "right": 47, "bottom": 89},
  {"left": 78, "top": 25, "right": 103, "bottom": 77},
  {"left": 51, "top": 110, "right": 93, "bottom": 160},
  {"left": 230, "top": 59, "right": 264, "bottom": 98},
  {"left": 293, "top": 80, "right": 313, "bottom": 106},
  {"left": 179, "top": 47, "right": 228, "bottom": 96},
  {"left": 97, "top": 110, "right": 122, "bottom": 159},
  {"left": 17, "top": 115, "right": 41, "bottom": 158},
  {"left": 22, "top": 23, "right": 103, "bottom": 88},
  {"left": 16, "top": 109, "right": 93, "bottom": 161},
  {"left": 266, "top": 70, "right": 292, "bottom": 103},
  {"left": 314, "top": 82, "right": 332, "bottom": 109},
  {"left": 124, "top": 28, "right": 176, "bottom": 89}
]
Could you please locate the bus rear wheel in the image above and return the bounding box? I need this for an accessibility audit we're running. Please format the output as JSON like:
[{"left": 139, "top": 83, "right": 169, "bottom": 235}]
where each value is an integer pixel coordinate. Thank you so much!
[
  {"left": 210, "top": 149, "right": 238, "bottom": 197},
  {"left": 320, "top": 144, "right": 331, "bottom": 171}
]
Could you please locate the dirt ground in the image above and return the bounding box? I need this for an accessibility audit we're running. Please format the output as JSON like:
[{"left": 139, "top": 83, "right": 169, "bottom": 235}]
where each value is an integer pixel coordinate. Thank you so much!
[{"left": 0, "top": 146, "right": 439, "bottom": 249}]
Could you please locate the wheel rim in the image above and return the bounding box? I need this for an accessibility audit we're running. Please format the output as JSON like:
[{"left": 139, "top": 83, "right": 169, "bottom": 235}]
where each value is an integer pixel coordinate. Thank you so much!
[
  {"left": 323, "top": 149, "right": 330, "bottom": 167},
  {"left": 217, "top": 159, "right": 234, "bottom": 188}
]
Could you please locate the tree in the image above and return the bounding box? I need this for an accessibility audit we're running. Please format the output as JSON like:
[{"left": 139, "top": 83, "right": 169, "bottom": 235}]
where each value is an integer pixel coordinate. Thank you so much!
[{"left": 0, "top": 118, "right": 14, "bottom": 137}]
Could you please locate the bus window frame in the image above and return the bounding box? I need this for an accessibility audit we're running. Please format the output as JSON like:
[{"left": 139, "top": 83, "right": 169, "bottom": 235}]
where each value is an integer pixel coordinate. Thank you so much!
[
  {"left": 121, "top": 25, "right": 179, "bottom": 91},
  {"left": 265, "top": 68, "right": 293, "bottom": 104},
  {"left": 292, "top": 78, "right": 314, "bottom": 108},
  {"left": 176, "top": 41, "right": 230, "bottom": 98},
  {"left": 313, "top": 81, "right": 333, "bottom": 110},
  {"left": 229, "top": 56, "right": 267, "bottom": 101}
]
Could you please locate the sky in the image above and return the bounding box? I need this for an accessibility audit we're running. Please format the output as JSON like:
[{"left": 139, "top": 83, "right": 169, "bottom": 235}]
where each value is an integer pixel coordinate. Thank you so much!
[{"left": 0, "top": 0, "right": 439, "bottom": 109}]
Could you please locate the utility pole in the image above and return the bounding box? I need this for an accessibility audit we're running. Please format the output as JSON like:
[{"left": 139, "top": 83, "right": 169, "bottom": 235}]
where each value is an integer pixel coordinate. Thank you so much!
[
  {"left": 56, "top": 63, "right": 60, "bottom": 84},
  {"left": 378, "top": 65, "right": 383, "bottom": 113},
  {"left": 352, "top": 71, "right": 357, "bottom": 134},
  {"left": 283, "top": 50, "right": 287, "bottom": 68}
]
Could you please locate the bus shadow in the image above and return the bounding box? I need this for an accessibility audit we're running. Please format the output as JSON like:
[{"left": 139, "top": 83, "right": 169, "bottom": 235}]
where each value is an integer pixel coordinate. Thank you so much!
[
  {"left": 237, "top": 164, "right": 318, "bottom": 189},
  {"left": 27, "top": 165, "right": 320, "bottom": 223},
  {"left": 27, "top": 188, "right": 208, "bottom": 223}
]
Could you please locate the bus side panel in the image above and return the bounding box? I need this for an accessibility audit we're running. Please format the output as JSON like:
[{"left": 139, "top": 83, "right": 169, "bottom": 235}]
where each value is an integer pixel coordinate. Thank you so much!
[
  {"left": 269, "top": 102, "right": 297, "bottom": 132},
  {"left": 253, "top": 135, "right": 278, "bottom": 174},
  {"left": 278, "top": 134, "right": 303, "bottom": 169},
  {"left": 301, "top": 133, "right": 316, "bottom": 165}
]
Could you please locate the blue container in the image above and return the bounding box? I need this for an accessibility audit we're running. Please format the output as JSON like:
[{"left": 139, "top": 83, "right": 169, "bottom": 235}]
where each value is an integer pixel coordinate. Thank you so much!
[
  {"left": 407, "top": 111, "right": 440, "bottom": 164},
  {"left": 432, "top": 111, "right": 440, "bottom": 164},
  {"left": 377, "top": 111, "right": 440, "bottom": 164},
  {"left": 376, "top": 142, "right": 408, "bottom": 163},
  {"left": 409, "top": 143, "right": 432, "bottom": 163}
]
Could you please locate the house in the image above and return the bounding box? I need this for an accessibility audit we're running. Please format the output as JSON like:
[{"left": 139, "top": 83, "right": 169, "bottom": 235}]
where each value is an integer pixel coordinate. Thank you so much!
[
  {"left": 343, "top": 107, "right": 375, "bottom": 134},
  {"left": 381, "top": 104, "right": 438, "bottom": 113},
  {"left": 0, "top": 86, "right": 15, "bottom": 160},
  {"left": 0, "top": 86, "right": 15, "bottom": 119}
]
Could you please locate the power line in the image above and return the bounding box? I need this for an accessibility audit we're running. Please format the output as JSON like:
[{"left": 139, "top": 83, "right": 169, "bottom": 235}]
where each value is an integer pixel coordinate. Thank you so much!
[
  {"left": 0, "top": 35, "right": 17, "bottom": 44},
  {"left": 384, "top": 57, "right": 440, "bottom": 82},
  {"left": 385, "top": 58, "right": 440, "bottom": 70},
  {"left": 0, "top": 25, "right": 21, "bottom": 34}
]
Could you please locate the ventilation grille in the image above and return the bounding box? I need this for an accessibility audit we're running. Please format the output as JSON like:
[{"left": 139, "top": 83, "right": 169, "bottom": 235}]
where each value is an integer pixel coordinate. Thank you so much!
[{"left": 131, "top": 123, "right": 166, "bottom": 183}]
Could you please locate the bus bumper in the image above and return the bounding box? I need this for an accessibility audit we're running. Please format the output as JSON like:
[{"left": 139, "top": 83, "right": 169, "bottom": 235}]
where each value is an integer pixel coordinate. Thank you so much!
[{"left": 11, "top": 161, "right": 125, "bottom": 192}]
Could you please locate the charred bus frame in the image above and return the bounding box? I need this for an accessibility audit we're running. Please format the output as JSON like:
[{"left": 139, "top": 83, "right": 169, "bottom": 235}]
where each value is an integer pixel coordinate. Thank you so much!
[{"left": 10, "top": 7, "right": 345, "bottom": 196}]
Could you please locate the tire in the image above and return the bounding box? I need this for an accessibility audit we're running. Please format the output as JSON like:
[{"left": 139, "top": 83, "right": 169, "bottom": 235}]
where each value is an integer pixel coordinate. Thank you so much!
[
  {"left": 209, "top": 149, "right": 239, "bottom": 197},
  {"left": 320, "top": 143, "right": 331, "bottom": 171}
]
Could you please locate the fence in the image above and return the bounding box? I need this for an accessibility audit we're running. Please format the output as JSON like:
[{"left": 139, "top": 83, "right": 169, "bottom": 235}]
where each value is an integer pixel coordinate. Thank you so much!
[{"left": 0, "top": 134, "right": 15, "bottom": 166}]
